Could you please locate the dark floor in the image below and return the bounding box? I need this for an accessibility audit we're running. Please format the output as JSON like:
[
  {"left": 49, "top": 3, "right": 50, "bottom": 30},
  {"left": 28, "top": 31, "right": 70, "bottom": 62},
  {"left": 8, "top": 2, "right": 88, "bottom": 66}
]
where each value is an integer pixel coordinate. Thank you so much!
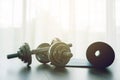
[{"left": 0, "top": 54, "right": 120, "bottom": 80}]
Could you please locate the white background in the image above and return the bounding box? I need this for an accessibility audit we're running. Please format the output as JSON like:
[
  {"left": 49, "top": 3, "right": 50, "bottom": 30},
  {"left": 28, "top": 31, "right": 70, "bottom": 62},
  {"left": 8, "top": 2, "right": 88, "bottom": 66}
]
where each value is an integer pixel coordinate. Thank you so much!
[{"left": 0, "top": 0, "right": 120, "bottom": 59}]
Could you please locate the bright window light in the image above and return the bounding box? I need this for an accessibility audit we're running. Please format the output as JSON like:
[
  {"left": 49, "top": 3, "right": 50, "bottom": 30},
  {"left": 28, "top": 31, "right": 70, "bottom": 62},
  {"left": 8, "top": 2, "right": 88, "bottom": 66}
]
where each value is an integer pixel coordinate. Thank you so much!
[{"left": 0, "top": 0, "right": 23, "bottom": 28}]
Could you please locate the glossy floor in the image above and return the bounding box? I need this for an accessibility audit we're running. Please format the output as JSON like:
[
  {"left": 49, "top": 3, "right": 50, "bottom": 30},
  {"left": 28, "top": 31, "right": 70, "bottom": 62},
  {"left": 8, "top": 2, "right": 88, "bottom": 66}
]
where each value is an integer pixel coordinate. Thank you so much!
[{"left": 0, "top": 54, "right": 120, "bottom": 80}]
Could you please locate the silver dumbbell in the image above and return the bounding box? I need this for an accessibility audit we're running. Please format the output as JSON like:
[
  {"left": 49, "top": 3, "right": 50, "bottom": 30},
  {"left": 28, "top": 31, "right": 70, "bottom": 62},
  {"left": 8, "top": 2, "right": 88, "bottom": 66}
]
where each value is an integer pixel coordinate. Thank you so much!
[{"left": 32, "top": 38, "right": 73, "bottom": 67}]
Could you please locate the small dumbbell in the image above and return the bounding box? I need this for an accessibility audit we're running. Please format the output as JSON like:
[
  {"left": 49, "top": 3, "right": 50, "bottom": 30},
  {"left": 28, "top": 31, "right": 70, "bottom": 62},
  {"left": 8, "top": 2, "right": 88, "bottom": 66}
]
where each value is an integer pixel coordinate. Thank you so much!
[
  {"left": 33, "top": 38, "right": 73, "bottom": 67},
  {"left": 7, "top": 38, "right": 72, "bottom": 67}
]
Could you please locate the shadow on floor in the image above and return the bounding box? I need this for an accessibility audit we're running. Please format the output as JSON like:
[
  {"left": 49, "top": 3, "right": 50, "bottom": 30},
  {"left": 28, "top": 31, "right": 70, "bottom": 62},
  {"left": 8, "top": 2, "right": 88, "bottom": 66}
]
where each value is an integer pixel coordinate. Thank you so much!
[
  {"left": 36, "top": 64, "right": 71, "bottom": 80},
  {"left": 88, "top": 68, "right": 113, "bottom": 80},
  {"left": 18, "top": 66, "right": 31, "bottom": 80}
]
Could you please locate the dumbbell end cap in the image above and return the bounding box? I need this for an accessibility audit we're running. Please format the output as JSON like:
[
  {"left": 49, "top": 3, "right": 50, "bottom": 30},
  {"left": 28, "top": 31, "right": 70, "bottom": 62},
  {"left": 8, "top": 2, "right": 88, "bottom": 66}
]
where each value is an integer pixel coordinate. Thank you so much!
[
  {"left": 68, "top": 43, "right": 72, "bottom": 47},
  {"left": 7, "top": 53, "right": 18, "bottom": 59}
]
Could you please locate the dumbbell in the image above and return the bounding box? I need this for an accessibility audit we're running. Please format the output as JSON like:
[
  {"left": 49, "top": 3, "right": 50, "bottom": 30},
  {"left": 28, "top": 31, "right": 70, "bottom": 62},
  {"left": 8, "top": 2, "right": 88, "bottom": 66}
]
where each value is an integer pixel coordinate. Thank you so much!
[
  {"left": 31, "top": 38, "right": 72, "bottom": 67},
  {"left": 7, "top": 38, "right": 72, "bottom": 67}
]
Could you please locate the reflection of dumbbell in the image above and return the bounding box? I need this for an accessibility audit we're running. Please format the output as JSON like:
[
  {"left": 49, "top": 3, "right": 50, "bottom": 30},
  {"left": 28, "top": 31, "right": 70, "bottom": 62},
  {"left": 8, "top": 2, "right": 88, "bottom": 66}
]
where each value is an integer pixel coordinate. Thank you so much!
[{"left": 7, "top": 38, "right": 73, "bottom": 67}]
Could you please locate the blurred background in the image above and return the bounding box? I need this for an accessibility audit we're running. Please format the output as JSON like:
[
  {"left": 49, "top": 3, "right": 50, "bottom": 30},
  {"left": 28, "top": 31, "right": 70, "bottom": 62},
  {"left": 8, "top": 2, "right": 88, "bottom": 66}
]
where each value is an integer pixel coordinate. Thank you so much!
[{"left": 0, "top": 0, "right": 120, "bottom": 59}]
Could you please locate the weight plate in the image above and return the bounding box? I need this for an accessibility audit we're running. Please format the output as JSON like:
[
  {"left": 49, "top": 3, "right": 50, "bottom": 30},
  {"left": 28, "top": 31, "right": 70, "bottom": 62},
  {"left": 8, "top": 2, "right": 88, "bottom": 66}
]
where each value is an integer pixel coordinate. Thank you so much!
[
  {"left": 35, "top": 43, "right": 50, "bottom": 63},
  {"left": 49, "top": 42, "right": 72, "bottom": 67}
]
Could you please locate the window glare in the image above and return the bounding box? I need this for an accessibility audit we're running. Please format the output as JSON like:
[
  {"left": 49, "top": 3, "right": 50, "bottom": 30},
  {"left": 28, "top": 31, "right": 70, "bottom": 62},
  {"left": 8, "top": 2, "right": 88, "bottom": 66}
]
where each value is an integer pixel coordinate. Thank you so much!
[
  {"left": 75, "top": 0, "right": 106, "bottom": 32},
  {"left": 116, "top": 0, "right": 120, "bottom": 27},
  {"left": 0, "top": 0, "right": 119, "bottom": 30},
  {"left": 0, "top": 0, "right": 23, "bottom": 28}
]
